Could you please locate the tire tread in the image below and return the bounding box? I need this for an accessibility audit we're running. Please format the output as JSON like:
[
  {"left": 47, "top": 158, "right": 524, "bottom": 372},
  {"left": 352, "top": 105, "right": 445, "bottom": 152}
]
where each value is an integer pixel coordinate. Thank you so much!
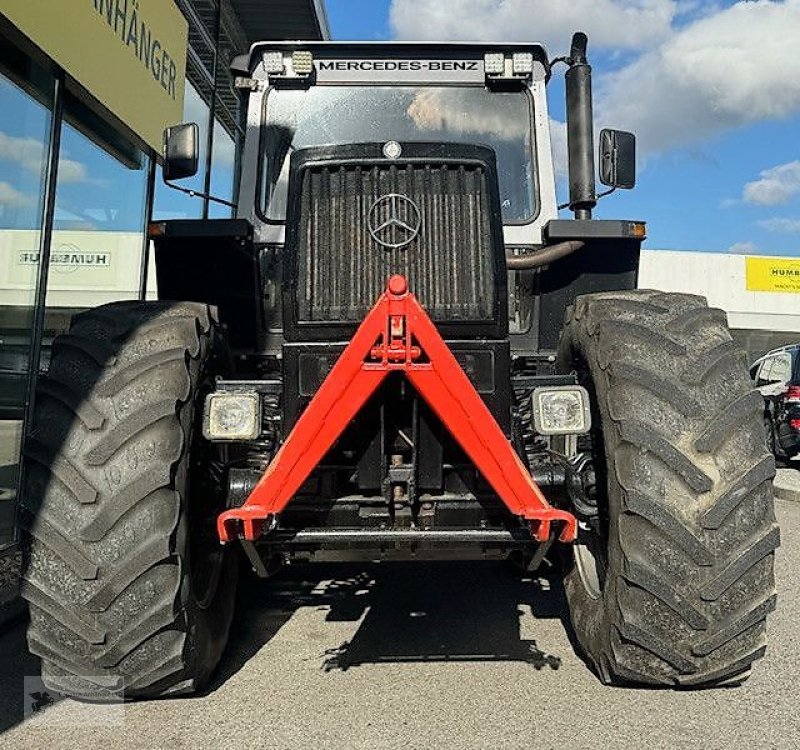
[
  {"left": 20, "top": 300, "right": 231, "bottom": 699},
  {"left": 559, "top": 290, "right": 778, "bottom": 688}
]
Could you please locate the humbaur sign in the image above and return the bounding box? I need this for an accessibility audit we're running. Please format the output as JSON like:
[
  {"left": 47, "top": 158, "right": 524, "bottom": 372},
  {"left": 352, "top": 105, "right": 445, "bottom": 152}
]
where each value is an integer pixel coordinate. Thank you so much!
[
  {"left": 0, "top": 230, "right": 143, "bottom": 308},
  {"left": 745, "top": 256, "right": 800, "bottom": 294},
  {"left": 2, "top": 0, "right": 188, "bottom": 151},
  {"left": 18, "top": 248, "right": 111, "bottom": 269}
]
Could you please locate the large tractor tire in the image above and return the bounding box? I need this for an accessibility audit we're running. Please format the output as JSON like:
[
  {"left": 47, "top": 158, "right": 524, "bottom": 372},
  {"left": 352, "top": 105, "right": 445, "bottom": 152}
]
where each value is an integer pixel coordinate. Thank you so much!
[
  {"left": 556, "top": 290, "right": 778, "bottom": 687},
  {"left": 20, "top": 301, "right": 237, "bottom": 699}
]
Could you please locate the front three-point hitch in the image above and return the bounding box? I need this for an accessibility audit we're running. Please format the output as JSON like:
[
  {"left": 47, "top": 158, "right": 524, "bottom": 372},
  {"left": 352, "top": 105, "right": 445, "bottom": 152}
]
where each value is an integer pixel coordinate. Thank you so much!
[{"left": 218, "top": 275, "right": 578, "bottom": 551}]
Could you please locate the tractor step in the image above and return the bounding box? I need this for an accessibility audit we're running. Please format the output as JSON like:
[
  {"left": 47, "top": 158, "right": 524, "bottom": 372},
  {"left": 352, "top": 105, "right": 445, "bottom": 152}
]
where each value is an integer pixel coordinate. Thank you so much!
[{"left": 273, "top": 528, "right": 532, "bottom": 545}]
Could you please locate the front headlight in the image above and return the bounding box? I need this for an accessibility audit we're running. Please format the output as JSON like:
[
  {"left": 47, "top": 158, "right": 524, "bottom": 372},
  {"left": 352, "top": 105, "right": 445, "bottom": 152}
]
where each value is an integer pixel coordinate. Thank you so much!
[
  {"left": 203, "top": 392, "right": 261, "bottom": 441},
  {"left": 531, "top": 386, "right": 592, "bottom": 436}
]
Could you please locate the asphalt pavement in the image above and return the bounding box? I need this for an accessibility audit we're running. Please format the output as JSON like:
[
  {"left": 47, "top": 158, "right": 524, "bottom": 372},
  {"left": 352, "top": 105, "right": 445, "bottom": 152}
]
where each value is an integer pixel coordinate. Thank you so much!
[{"left": 1, "top": 496, "right": 799, "bottom": 750}]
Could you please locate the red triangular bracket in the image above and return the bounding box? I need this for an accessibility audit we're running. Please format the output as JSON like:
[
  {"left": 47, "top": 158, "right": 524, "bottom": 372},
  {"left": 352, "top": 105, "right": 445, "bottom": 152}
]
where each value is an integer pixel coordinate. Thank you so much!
[{"left": 218, "top": 275, "right": 577, "bottom": 544}]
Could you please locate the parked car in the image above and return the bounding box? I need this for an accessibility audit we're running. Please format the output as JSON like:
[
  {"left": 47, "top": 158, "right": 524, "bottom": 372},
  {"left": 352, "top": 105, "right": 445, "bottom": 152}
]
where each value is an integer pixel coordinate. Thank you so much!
[{"left": 751, "top": 344, "right": 800, "bottom": 463}]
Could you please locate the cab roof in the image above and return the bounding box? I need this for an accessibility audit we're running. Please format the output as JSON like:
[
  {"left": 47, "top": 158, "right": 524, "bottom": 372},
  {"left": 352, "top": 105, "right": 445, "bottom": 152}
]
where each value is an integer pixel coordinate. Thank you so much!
[{"left": 233, "top": 40, "right": 551, "bottom": 75}]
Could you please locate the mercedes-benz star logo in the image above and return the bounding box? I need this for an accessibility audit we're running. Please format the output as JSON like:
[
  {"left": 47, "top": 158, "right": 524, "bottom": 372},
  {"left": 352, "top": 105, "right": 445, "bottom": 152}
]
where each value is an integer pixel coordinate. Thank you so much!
[{"left": 367, "top": 194, "right": 422, "bottom": 249}]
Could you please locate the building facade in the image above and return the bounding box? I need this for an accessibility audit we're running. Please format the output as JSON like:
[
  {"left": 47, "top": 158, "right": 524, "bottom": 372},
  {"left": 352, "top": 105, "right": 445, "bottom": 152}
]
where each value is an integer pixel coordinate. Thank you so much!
[
  {"left": 638, "top": 249, "right": 800, "bottom": 360},
  {"left": 0, "top": 0, "right": 329, "bottom": 549}
]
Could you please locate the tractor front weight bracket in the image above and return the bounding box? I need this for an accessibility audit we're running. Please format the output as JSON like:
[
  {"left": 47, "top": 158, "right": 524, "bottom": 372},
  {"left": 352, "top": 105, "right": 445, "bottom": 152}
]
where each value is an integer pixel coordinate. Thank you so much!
[{"left": 217, "top": 275, "right": 577, "bottom": 546}]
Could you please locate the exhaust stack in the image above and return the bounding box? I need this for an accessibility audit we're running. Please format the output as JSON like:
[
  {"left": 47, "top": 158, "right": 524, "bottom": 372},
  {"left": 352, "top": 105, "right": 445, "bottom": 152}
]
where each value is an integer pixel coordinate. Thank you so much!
[{"left": 566, "top": 32, "right": 596, "bottom": 220}]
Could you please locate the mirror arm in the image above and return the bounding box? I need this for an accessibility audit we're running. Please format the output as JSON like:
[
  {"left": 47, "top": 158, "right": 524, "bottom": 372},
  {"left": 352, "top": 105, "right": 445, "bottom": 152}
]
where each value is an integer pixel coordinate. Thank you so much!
[{"left": 163, "top": 179, "right": 238, "bottom": 209}]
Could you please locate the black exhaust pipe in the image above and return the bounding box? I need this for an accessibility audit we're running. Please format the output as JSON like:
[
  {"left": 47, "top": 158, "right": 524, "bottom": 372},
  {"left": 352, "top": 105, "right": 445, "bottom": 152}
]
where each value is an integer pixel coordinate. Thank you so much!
[{"left": 565, "top": 32, "right": 596, "bottom": 220}]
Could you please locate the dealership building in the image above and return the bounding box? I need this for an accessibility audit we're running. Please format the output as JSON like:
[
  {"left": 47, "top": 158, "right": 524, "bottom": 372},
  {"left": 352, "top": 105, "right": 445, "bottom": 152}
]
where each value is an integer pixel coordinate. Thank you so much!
[{"left": 0, "top": 0, "right": 328, "bottom": 551}]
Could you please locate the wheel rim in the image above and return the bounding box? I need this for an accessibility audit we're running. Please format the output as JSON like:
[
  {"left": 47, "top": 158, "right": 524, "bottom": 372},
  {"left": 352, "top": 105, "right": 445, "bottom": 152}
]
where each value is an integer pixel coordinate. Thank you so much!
[
  {"left": 573, "top": 524, "right": 607, "bottom": 600},
  {"left": 187, "top": 374, "right": 229, "bottom": 610},
  {"left": 563, "top": 356, "right": 611, "bottom": 600},
  {"left": 188, "top": 443, "right": 228, "bottom": 609}
]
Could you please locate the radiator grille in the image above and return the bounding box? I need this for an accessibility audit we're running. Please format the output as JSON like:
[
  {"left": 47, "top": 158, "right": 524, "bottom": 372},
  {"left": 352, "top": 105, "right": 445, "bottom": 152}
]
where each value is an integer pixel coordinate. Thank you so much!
[{"left": 294, "top": 163, "right": 497, "bottom": 323}]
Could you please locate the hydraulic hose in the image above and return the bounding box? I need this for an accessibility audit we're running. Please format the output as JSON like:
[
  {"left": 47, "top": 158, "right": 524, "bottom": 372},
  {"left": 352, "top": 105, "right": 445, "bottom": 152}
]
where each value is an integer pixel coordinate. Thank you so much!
[{"left": 505, "top": 240, "right": 585, "bottom": 270}]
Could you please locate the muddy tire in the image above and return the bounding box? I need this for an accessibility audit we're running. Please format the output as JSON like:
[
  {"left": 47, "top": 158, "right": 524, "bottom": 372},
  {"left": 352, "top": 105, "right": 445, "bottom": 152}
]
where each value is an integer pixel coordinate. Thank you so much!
[
  {"left": 557, "top": 290, "right": 778, "bottom": 687},
  {"left": 20, "top": 301, "right": 237, "bottom": 699}
]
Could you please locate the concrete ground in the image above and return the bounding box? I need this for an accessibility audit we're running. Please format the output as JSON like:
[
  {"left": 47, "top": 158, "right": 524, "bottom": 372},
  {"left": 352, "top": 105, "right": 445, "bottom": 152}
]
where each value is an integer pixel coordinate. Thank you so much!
[
  {"left": 0, "top": 420, "right": 21, "bottom": 542},
  {"left": 0, "top": 495, "right": 798, "bottom": 750},
  {"left": 775, "top": 460, "right": 800, "bottom": 501}
]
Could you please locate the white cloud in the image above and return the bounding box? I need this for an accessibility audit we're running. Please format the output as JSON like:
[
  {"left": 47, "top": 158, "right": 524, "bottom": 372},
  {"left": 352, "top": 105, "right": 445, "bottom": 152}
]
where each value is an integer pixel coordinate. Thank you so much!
[
  {"left": 0, "top": 130, "right": 88, "bottom": 184},
  {"left": 742, "top": 161, "right": 800, "bottom": 206},
  {"left": 597, "top": 0, "right": 800, "bottom": 155},
  {"left": 390, "top": 0, "right": 677, "bottom": 50},
  {"left": 57, "top": 158, "right": 89, "bottom": 184},
  {"left": 0, "top": 181, "right": 33, "bottom": 208},
  {"left": 728, "top": 241, "right": 757, "bottom": 254},
  {"left": 0, "top": 132, "right": 48, "bottom": 174},
  {"left": 759, "top": 217, "right": 800, "bottom": 233},
  {"left": 390, "top": 1, "right": 800, "bottom": 158},
  {"left": 405, "top": 88, "right": 529, "bottom": 141}
]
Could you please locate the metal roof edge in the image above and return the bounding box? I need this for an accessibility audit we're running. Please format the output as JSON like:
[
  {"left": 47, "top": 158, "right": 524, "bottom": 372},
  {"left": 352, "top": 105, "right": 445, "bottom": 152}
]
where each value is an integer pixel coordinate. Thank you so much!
[{"left": 312, "top": 0, "right": 331, "bottom": 40}]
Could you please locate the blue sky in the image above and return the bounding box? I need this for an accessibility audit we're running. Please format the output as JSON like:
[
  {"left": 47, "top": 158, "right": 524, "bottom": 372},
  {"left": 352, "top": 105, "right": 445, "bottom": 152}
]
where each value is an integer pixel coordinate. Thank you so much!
[{"left": 327, "top": 0, "right": 800, "bottom": 256}]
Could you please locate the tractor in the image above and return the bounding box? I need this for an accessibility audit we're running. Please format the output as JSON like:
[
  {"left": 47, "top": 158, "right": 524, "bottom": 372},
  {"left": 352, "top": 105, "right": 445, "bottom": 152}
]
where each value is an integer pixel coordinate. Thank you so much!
[{"left": 19, "top": 33, "right": 778, "bottom": 699}]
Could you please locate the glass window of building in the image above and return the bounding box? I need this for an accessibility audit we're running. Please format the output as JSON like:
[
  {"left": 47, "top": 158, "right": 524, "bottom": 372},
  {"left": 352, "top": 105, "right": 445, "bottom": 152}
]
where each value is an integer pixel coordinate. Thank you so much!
[
  {"left": 0, "top": 39, "right": 54, "bottom": 547},
  {"left": 39, "top": 92, "right": 150, "bottom": 353},
  {"left": 153, "top": 82, "right": 210, "bottom": 221},
  {"left": 209, "top": 118, "right": 237, "bottom": 219}
]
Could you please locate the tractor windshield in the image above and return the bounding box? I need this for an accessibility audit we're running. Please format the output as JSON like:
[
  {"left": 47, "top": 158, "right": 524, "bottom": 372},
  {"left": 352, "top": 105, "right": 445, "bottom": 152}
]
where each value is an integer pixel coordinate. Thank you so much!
[{"left": 260, "top": 85, "right": 535, "bottom": 224}]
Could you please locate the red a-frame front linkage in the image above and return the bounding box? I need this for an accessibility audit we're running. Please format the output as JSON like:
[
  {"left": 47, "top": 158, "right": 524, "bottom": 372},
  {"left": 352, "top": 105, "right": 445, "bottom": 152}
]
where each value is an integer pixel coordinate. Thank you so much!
[{"left": 217, "top": 275, "right": 577, "bottom": 545}]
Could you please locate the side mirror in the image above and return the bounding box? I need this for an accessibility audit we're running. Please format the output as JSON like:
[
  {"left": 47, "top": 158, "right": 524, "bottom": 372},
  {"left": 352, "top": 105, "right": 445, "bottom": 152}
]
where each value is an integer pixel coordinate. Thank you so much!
[
  {"left": 598, "top": 129, "right": 636, "bottom": 189},
  {"left": 163, "top": 123, "right": 199, "bottom": 182}
]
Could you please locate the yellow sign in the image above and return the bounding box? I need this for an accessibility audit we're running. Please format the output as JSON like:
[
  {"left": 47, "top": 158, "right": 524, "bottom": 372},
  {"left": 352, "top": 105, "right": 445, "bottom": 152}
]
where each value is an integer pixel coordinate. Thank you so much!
[
  {"left": 2, "top": 0, "right": 187, "bottom": 151},
  {"left": 746, "top": 256, "right": 800, "bottom": 293}
]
